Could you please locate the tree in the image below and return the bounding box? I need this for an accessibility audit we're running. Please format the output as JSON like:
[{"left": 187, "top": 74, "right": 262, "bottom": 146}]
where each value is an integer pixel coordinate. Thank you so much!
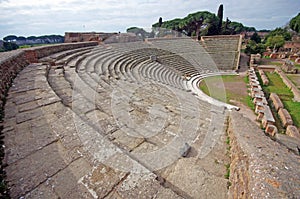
[
  {"left": 158, "top": 17, "right": 163, "bottom": 27},
  {"left": 217, "top": 4, "right": 223, "bottom": 34},
  {"left": 265, "top": 28, "right": 291, "bottom": 41},
  {"left": 265, "top": 35, "right": 285, "bottom": 50},
  {"left": 2, "top": 41, "right": 19, "bottom": 51},
  {"left": 250, "top": 32, "right": 261, "bottom": 43},
  {"left": 289, "top": 13, "right": 300, "bottom": 33},
  {"left": 245, "top": 40, "right": 265, "bottom": 55},
  {"left": 3, "top": 35, "right": 17, "bottom": 42}
]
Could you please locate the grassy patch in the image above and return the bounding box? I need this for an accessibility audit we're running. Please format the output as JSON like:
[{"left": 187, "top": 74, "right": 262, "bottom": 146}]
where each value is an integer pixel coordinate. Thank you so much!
[
  {"left": 283, "top": 101, "right": 300, "bottom": 128},
  {"left": 263, "top": 72, "right": 300, "bottom": 129},
  {"left": 199, "top": 75, "right": 249, "bottom": 107},
  {"left": 268, "top": 61, "right": 282, "bottom": 66},
  {"left": 224, "top": 163, "right": 230, "bottom": 179},
  {"left": 199, "top": 76, "right": 227, "bottom": 103}
]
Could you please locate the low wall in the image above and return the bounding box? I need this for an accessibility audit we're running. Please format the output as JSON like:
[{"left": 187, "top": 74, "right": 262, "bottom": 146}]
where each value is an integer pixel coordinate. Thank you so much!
[
  {"left": 0, "top": 51, "right": 28, "bottom": 105},
  {"left": 24, "top": 41, "right": 98, "bottom": 62},
  {"left": 275, "top": 69, "right": 300, "bottom": 102},
  {"left": 228, "top": 111, "right": 300, "bottom": 198},
  {"left": 0, "top": 42, "right": 98, "bottom": 111}
]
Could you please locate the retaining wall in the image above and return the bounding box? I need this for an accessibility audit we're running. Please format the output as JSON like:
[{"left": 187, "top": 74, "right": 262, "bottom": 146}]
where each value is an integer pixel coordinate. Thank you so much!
[
  {"left": 228, "top": 111, "right": 300, "bottom": 198},
  {"left": 275, "top": 69, "right": 300, "bottom": 102}
]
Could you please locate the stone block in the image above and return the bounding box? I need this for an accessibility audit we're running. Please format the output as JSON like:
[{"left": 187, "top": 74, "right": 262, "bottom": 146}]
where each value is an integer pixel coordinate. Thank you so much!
[
  {"left": 265, "top": 124, "right": 277, "bottom": 136},
  {"left": 270, "top": 93, "right": 283, "bottom": 111},
  {"left": 286, "top": 125, "right": 300, "bottom": 139},
  {"left": 278, "top": 108, "right": 293, "bottom": 128}
]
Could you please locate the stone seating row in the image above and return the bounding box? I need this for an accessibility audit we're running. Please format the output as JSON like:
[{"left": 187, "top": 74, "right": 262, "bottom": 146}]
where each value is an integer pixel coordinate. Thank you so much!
[
  {"left": 43, "top": 45, "right": 218, "bottom": 166},
  {"left": 5, "top": 62, "right": 193, "bottom": 198},
  {"left": 80, "top": 46, "right": 189, "bottom": 90},
  {"left": 187, "top": 72, "right": 240, "bottom": 110}
]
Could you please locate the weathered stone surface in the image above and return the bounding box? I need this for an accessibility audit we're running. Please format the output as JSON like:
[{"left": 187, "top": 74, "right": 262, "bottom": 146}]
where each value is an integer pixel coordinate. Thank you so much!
[
  {"left": 286, "top": 125, "right": 300, "bottom": 139},
  {"left": 25, "top": 183, "right": 59, "bottom": 199},
  {"left": 159, "top": 157, "right": 228, "bottom": 199},
  {"left": 3, "top": 121, "right": 58, "bottom": 164},
  {"left": 6, "top": 142, "right": 74, "bottom": 198},
  {"left": 229, "top": 111, "right": 300, "bottom": 198},
  {"left": 265, "top": 124, "right": 277, "bottom": 136},
  {"left": 270, "top": 93, "right": 283, "bottom": 111},
  {"left": 278, "top": 108, "right": 293, "bottom": 127},
  {"left": 275, "top": 133, "right": 300, "bottom": 155},
  {"left": 80, "top": 163, "right": 128, "bottom": 198},
  {"left": 47, "top": 158, "right": 93, "bottom": 199}
]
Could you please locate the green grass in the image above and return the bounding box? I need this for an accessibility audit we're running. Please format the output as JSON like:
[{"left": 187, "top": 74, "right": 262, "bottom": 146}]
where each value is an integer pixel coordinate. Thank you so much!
[
  {"left": 283, "top": 101, "right": 300, "bottom": 128},
  {"left": 268, "top": 61, "right": 282, "bottom": 66},
  {"left": 199, "top": 76, "right": 227, "bottom": 103},
  {"left": 263, "top": 72, "right": 300, "bottom": 129},
  {"left": 199, "top": 75, "right": 255, "bottom": 110},
  {"left": 224, "top": 163, "right": 230, "bottom": 179},
  {"left": 294, "top": 64, "right": 300, "bottom": 70}
]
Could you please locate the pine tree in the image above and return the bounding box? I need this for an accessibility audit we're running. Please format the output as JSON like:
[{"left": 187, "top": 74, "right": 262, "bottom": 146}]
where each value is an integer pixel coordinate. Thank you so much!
[{"left": 217, "top": 4, "right": 223, "bottom": 34}]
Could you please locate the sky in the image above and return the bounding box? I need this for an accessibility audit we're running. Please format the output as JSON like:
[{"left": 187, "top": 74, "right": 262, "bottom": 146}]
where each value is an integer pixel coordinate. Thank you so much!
[{"left": 0, "top": 0, "right": 299, "bottom": 39}]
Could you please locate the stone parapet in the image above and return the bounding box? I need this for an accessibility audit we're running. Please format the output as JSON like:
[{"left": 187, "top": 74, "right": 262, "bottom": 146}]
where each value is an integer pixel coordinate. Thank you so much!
[{"left": 228, "top": 111, "right": 300, "bottom": 198}]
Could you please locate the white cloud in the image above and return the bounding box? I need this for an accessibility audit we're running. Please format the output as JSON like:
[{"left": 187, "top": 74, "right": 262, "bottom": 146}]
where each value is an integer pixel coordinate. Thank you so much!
[{"left": 0, "top": 0, "right": 300, "bottom": 39}]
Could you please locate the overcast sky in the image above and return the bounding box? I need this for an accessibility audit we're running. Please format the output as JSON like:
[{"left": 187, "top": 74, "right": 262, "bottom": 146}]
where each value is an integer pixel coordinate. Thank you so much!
[{"left": 0, "top": 0, "right": 299, "bottom": 39}]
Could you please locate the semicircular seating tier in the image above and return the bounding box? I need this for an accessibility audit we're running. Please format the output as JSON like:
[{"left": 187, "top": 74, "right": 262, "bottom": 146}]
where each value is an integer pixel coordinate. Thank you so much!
[{"left": 2, "top": 38, "right": 299, "bottom": 198}]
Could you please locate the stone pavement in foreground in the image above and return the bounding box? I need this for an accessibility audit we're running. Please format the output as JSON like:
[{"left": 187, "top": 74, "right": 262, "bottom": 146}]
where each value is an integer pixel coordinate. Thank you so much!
[{"left": 2, "top": 62, "right": 230, "bottom": 198}]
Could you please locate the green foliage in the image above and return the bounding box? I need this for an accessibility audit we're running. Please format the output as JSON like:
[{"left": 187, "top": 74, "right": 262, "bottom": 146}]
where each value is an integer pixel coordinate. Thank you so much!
[
  {"left": 152, "top": 11, "right": 219, "bottom": 36},
  {"left": 3, "top": 35, "right": 17, "bottom": 41},
  {"left": 223, "top": 21, "right": 256, "bottom": 35},
  {"left": 245, "top": 40, "right": 265, "bottom": 55},
  {"left": 152, "top": 9, "right": 255, "bottom": 36},
  {"left": 250, "top": 32, "right": 261, "bottom": 43},
  {"left": 158, "top": 17, "right": 163, "bottom": 27},
  {"left": 126, "top": 27, "right": 153, "bottom": 39},
  {"left": 217, "top": 4, "right": 223, "bottom": 34},
  {"left": 265, "top": 35, "right": 285, "bottom": 50},
  {"left": 289, "top": 13, "right": 300, "bottom": 33},
  {"left": 0, "top": 41, "right": 19, "bottom": 52},
  {"left": 2, "top": 34, "right": 64, "bottom": 45},
  {"left": 263, "top": 72, "right": 300, "bottom": 128},
  {"left": 265, "top": 28, "right": 291, "bottom": 41},
  {"left": 224, "top": 163, "right": 230, "bottom": 179}
]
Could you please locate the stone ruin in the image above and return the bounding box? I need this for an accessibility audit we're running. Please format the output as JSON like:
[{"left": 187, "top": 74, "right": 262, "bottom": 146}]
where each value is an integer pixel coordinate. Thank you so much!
[
  {"left": 0, "top": 38, "right": 299, "bottom": 198},
  {"left": 270, "top": 93, "right": 283, "bottom": 111},
  {"left": 278, "top": 108, "right": 293, "bottom": 128},
  {"left": 258, "top": 69, "right": 269, "bottom": 85},
  {"left": 281, "top": 59, "right": 298, "bottom": 74}
]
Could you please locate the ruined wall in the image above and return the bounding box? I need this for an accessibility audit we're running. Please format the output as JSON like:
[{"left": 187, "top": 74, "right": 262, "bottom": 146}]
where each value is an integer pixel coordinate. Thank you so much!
[
  {"left": 228, "top": 111, "right": 300, "bottom": 198},
  {"left": 64, "top": 32, "right": 117, "bottom": 43},
  {"left": 275, "top": 69, "right": 300, "bottom": 102},
  {"left": 0, "top": 50, "right": 28, "bottom": 107}
]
